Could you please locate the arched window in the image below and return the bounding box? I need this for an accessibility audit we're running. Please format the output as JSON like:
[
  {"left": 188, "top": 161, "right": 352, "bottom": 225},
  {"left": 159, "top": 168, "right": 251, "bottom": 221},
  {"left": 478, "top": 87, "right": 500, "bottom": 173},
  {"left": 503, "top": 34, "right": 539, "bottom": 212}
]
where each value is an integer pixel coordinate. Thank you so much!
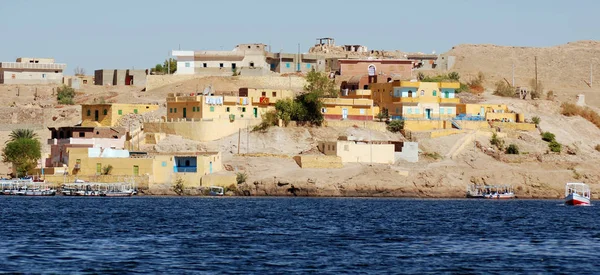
[
  {"left": 433, "top": 90, "right": 437, "bottom": 96},
  {"left": 408, "top": 90, "right": 413, "bottom": 98},
  {"left": 420, "top": 90, "right": 425, "bottom": 96},
  {"left": 368, "top": 65, "right": 376, "bottom": 76},
  {"left": 103, "top": 109, "right": 108, "bottom": 115}
]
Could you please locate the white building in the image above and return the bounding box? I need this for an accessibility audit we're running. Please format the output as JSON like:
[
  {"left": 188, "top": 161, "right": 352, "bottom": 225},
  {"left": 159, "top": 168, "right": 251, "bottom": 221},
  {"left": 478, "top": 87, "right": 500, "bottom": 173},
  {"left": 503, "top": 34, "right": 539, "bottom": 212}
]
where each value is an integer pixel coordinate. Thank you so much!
[{"left": 0, "top": 57, "right": 66, "bottom": 84}]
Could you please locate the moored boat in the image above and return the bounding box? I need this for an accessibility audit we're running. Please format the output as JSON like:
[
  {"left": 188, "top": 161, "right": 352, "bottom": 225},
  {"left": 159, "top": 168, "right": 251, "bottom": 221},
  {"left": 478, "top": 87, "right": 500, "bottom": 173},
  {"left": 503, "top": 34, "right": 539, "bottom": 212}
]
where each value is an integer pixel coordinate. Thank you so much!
[
  {"left": 466, "top": 184, "right": 515, "bottom": 199},
  {"left": 565, "top": 182, "right": 591, "bottom": 206}
]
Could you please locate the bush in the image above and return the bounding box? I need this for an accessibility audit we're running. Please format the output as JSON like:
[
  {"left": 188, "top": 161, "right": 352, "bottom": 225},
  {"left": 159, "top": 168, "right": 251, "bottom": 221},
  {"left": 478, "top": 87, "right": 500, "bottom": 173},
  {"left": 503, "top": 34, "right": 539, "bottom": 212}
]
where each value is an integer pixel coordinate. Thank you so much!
[
  {"left": 172, "top": 177, "right": 185, "bottom": 195},
  {"left": 490, "top": 133, "right": 505, "bottom": 150},
  {"left": 506, "top": 144, "right": 519, "bottom": 154},
  {"left": 448, "top": 72, "right": 460, "bottom": 81},
  {"left": 546, "top": 90, "right": 555, "bottom": 100},
  {"left": 529, "top": 78, "right": 544, "bottom": 99},
  {"left": 423, "top": 152, "right": 442, "bottom": 160},
  {"left": 102, "top": 165, "right": 113, "bottom": 175},
  {"left": 531, "top": 116, "right": 541, "bottom": 125},
  {"left": 467, "top": 72, "right": 485, "bottom": 94},
  {"left": 549, "top": 141, "right": 562, "bottom": 153},
  {"left": 386, "top": 120, "right": 404, "bottom": 133},
  {"left": 376, "top": 108, "right": 389, "bottom": 122},
  {"left": 253, "top": 110, "right": 278, "bottom": 132},
  {"left": 493, "top": 81, "right": 514, "bottom": 97},
  {"left": 57, "top": 85, "right": 75, "bottom": 105},
  {"left": 541, "top": 132, "right": 555, "bottom": 142},
  {"left": 236, "top": 172, "right": 248, "bottom": 185}
]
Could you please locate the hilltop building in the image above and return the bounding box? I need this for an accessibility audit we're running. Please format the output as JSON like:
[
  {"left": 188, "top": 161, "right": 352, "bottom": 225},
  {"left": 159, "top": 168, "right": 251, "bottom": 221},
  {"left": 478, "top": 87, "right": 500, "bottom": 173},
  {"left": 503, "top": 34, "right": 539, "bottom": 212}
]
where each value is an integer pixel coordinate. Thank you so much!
[
  {"left": 94, "top": 69, "right": 148, "bottom": 86},
  {"left": 81, "top": 103, "right": 160, "bottom": 127},
  {"left": 171, "top": 43, "right": 326, "bottom": 76},
  {"left": 0, "top": 57, "right": 66, "bottom": 84}
]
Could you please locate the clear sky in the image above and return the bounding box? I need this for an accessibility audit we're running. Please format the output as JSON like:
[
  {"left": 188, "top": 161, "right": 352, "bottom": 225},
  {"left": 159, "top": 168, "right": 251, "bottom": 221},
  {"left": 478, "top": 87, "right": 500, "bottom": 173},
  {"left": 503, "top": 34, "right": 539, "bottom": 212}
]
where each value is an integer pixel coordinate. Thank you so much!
[{"left": 1, "top": 0, "right": 597, "bottom": 75}]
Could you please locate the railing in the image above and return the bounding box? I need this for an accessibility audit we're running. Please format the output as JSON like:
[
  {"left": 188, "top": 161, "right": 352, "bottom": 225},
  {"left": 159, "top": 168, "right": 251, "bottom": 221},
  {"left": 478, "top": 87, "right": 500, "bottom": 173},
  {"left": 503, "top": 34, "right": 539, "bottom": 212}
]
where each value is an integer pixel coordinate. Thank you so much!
[
  {"left": 454, "top": 115, "right": 484, "bottom": 121},
  {"left": 0, "top": 62, "right": 66, "bottom": 70},
  {"left": 175, "top": 167, "right": 197, "bottom": 173}
]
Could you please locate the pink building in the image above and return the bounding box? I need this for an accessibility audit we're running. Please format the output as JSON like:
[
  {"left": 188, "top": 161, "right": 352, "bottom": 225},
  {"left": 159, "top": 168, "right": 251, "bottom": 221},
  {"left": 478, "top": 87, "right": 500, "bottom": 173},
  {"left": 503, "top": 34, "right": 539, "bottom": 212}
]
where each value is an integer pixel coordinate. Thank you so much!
[{"left": 339, "top": 59, "right": 413, "bottom": 91}]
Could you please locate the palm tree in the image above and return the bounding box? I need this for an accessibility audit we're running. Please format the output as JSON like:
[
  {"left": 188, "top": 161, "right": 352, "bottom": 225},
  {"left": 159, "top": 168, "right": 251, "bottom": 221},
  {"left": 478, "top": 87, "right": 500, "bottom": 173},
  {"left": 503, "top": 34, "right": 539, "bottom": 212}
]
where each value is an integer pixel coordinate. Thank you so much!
[{"left": 7, "top": 129, "right": 38, "bottom": 143}]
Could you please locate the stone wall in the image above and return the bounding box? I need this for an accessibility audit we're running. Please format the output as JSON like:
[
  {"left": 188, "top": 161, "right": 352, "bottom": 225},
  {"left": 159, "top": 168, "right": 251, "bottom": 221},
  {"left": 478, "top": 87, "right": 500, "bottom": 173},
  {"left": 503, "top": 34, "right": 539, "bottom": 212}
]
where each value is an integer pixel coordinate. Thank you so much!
[
  {"left": 293, "top": 155, "right": 343, "bottom": 169},
  {"left": 144, "top": 118, "right": 261, "bottom": 142}
]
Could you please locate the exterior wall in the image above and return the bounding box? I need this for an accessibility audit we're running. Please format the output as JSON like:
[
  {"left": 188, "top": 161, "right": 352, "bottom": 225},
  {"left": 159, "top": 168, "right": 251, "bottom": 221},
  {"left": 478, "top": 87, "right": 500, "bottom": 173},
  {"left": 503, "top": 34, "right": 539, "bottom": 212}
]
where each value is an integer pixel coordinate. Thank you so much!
[
  {"left": 317, "top": 141, "right": 338, "bottom": 155},
  {"left": 166, "top": 95, "right": 255, "bottom": 121},
  {"left": 322, "top": 98, "right": 375, "bottom": 121},
  {"left": 404, "top": 120, "right": 453, "bottom": 131},
  {"left": 145, "top": 75, "right": 306, "bottom": 92},
  {"left": 457, "top": 104, "right": 509, "bottom": 116},
  {"left": 94, "top": 70, "right": 115, "bottom": 86},
  {"left": 395, "top": 142, "right": 419, "bottom": 163},
  {"left": 293, "top": 155, "right": 343, "bottom": 169},
  {"left": 335, "top": 141, "right": 395, "bottom": 164},
  {"left": 94, "top": 69, "right": 146, "bottom": 86},
  {"left": 144, "top": 118, "right": 261, "bottom": 142},
  {"left": 152, "top": 153, "right": 222, "bottom": 186},
  {"left": 172, "top": 51, "right": 195, "bottom": 75},
  {"left": 491, "top": 122, "right": 537, "bottom": 131},
  {"left": 81, "top": 104, "right": 159, "bottom": 127},
  {"left": 338, "top": 59, "right": 413, "bottom": 81},
  {"left": 67, "top": 148, "right": 153, "bottom": 176},
  {"left": 0, "top": 69, "right": 63, "bottom": 84}
]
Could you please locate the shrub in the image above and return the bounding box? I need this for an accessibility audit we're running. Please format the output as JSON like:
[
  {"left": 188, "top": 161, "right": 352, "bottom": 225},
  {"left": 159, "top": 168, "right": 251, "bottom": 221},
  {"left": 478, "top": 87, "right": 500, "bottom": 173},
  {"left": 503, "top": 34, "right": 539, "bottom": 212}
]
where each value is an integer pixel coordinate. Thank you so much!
[
  {"left": 467, "top": 72, "right": 485, "bottom": 95},
  {"left": 490, "top": 133, "right": 505, "bottom": 150},
  {"left": 386, "top": 120, "right": 404, "bottom": 133},
  {"left": 57, "top": 85, "right": 75, "bottom": 105},
  {"left": 506, "top": 144, "right": 519, "bottom": 154},
  {"left": 531, "top": 116, "right": 541, "bottom": 125},
  {"left": 253, "top": 110, "right": 278, "bottom": 132},
  {"left": 376, "top": 108, "right": 389, "bottom": 122},
  {"left": 423, "top": 152, "right": 442, "bottom": 160},
  {"left": 102, "top": 164, "right": 113, "bottom": 175},
  {"left": 541, "top": 132, "right": 555, "bottom": 142},
  {"left": 549, "top": 141, "right": 562, "bottom": 153},
  {"left": 546, "top": 90, "right": 555, "bottom": 100},
  {"left": 493, "top": 81, "right": 514, "bottom": 97},
  {"left": 417, "top": 72, "right": 425, "bottom": 81},
  {"left": 236, "top": 172, "right": 247, "bottom": 185},
  {"left": 172, "top": 177, "right": 185, "bottom": 195},
  {"left": 448, "top": 72, "right": 460, "bottom": 81}
]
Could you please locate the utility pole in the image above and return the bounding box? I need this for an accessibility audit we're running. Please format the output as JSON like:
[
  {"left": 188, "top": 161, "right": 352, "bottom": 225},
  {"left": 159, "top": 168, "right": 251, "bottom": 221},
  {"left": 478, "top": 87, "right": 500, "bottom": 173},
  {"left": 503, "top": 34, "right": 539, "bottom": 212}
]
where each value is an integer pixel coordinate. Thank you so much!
[
  {"left": 237, "top": 128, "right": 241, "bottom": 155},
  {"left": 297, "top": 43, "right": 300, "bottom": 72},
  {"left": 534, "top": 56, "right": 538, "bottom": 92},
  {"left": 167, "top": 51, "right": 171, "bottom": 75},
  {"left": 591, "top": 62, "right": 594, "bottom": 88},
  {"left": 512, "top": 63, "right": 515, "bottom": 87}
]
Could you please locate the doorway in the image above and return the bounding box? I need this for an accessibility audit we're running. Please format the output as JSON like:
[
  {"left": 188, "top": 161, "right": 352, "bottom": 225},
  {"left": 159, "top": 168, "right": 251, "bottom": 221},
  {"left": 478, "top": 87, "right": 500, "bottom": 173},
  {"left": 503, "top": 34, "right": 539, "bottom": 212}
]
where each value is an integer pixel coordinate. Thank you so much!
[
  {"left": 94, "top": 110, "right": 99, "bottom": 121},
  {"left": 209, "top": 162, "right": 213, "bottom": 173},
  {"left": 425, "top": 109, "right": 432, "bottom": 120},
  {"left": 253, "top": 108, "right": 258, "bottom": 118},
  {"left": 342, "top": 108, "right": 348, "bottom": 120},
  {"left": 183, "top": 107, "right": 187, "bottom": 118}
]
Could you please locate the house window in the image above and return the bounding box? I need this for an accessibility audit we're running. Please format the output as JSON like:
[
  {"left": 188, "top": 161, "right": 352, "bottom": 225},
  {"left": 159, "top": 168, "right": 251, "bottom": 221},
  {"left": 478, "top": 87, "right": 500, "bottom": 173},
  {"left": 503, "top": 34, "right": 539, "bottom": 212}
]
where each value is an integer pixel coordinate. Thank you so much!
[
  {"left": 250, "top": 62, "right": 255, "bottom": 67},
  {"left": 79, "top": 132, "right": 85, "bottom": 137},
  {"left": 169, "top": 108, "right": 173, "bottom": 113},
  {"left": 134, "top": 109, "right": 138, "bottom": 114},
  {"left": 306, "top": 64, "right": 311, "bottom": 69},
  {"left": 286, "top": 63, "right": 290, "bottom": 68},
  {"left": 395, "top": 108, "right": 399, "bottom": 114},
  {"left": 118, "top": 110, "right": 122, "bottom": 115},
  {"left": 42, "top": 74, "right": 46, "bottom": 78},
  {"left": 360, "top": 109, "right": 365, "bottom": 115},
  {"left": 185, "top": 62, "right": 190, "bottom": 68},
  {"left": 242, "top": 107, "right": 246, "bottom": 112},
  {"left": 210, "top": 106, "right": 215, "bottom": 112},
  {"left": 226, "top": 107, "right": 230, "bottom": 112},
  {"left": 272, "top": 92, "right": 276, "bottom": 97},
  {"left": 262, "top": 91, "right": 266, "bottom": 96},
  {"left": 440, "top": 107, "right": 445, "bottom": 114},
  {"left": 203, "top": 63, "right": 207, "bottom": 68},
  {"left": 416, "top": 108, "right": 420, "bottom": 114},
  {"left": 219, "top": 63, "right": 224, "bottom": 68},
  {"left": 83, "top": 80, "right": 88, "bottom": 84},
  {"left": 133, "top": 165, "right": 139, "bottom": 176},
  {"left": 232, "top": 63, "right": 236, "bottom": 69},
  {"left": 433, "top": 90, "right": 437, "bottom": 96},
  {"left": 408, "top": 91, "right": 413, "bottom": 97},
  {"left": 174, "top": 108, "right": 177, "bottom": 113},
  {"left": 447, "top": 108, "right": 452, "bottom": 115},
  {"left": 408, "top": 108, "right": 413, "bottom": 114},
  {"left": 321, "top": 107, "right": 326, "bottom": 113},
  {"left": 161, "top": 161, "right": 167, "bottom": 167},
  {"left": 103, "top": 109, "right": 108, "bottom": 115},
  {"left": 87, "top": 110, "right": 91, "bottom": 116}
]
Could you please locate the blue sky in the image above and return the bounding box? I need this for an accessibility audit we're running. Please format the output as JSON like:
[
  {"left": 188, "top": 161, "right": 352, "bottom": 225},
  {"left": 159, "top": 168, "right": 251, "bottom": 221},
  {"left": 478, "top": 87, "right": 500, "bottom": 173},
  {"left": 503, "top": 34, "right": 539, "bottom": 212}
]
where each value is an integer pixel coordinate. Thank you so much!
[{"left": 1, "top": 0, "right": 597, "bottom": 75}]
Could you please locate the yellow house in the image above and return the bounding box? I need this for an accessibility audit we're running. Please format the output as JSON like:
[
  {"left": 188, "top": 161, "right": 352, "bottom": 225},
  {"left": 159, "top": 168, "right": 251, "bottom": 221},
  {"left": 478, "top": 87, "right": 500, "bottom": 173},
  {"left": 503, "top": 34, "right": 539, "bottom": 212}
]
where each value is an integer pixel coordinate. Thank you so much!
[
  {"left": 317, "top": 136, "right": 396, "bottom": 164},
  {"left": 321, "top": 98, "right": 377, "bottom": 121},
  {"left": 66, "top": 147, "right": 223, "bottom": 187},
  {"left": 341, "top": 89, "right": 372, "bottom": 99},
  {"left": 242, "top": 88, "right": 294, "bottom": 116},
  {"left": 166, "top": 93, "right": 257, "bottom": 121},
  {"left": 81, "top": 103, "right": 160, "bottom": 127},
  {"left": 370, "top": 81, "right": 460, "bottom": 120},
  {"left": 457, "top": 103, "right": 523, "bottom": 122}
]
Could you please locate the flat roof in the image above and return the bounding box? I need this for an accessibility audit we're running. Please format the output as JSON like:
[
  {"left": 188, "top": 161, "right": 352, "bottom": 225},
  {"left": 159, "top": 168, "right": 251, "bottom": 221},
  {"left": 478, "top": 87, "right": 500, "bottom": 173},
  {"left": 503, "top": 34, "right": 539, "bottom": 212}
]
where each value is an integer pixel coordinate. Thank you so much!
[{"left": 338, "top": 59, "right": 413, "bottom": 63}]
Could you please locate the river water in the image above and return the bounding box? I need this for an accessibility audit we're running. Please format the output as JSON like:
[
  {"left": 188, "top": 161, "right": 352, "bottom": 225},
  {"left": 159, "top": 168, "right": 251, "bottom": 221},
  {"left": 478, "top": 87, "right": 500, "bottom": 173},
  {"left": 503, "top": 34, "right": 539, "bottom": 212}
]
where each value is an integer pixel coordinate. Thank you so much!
[{"left": 0, "top": 197, "right": 598, "bottom": 274}]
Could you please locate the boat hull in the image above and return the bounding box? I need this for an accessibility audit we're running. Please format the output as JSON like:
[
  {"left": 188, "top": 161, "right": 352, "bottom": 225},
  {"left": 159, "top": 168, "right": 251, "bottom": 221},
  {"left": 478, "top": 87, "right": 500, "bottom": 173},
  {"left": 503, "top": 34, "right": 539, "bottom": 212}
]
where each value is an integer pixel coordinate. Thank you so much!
[
  {"left": 484, "top": 193, "right": 515, "bottom": 199},
  {"left": 565, "top": 193, "right": 590, "bottom": 206}
]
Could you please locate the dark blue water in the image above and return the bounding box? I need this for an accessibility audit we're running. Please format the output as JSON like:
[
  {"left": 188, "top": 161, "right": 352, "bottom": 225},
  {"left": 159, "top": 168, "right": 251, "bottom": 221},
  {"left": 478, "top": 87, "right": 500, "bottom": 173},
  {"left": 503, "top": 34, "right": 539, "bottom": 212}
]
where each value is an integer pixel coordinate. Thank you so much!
[{"left": 0, "top": 197, "right": 598, "bottom": 274}]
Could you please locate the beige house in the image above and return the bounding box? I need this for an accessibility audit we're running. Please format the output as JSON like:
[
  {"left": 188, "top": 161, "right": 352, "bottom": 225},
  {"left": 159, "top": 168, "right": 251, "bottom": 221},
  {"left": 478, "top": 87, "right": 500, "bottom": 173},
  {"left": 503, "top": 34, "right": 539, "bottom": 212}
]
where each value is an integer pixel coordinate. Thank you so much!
[
  {"left": 0, "top": 57, "right": 66, "bottom": 84},
  {"left": 318, "top": 136, "right": 396, "bottom": 164}
]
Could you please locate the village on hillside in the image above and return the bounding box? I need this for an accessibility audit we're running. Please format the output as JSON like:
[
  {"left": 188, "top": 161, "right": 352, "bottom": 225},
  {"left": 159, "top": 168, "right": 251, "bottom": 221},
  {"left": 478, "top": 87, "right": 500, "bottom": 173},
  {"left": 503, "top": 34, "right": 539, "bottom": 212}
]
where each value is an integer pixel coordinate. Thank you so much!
[{"left": 1, "top": 38, "right": 600, "bottom": 198}]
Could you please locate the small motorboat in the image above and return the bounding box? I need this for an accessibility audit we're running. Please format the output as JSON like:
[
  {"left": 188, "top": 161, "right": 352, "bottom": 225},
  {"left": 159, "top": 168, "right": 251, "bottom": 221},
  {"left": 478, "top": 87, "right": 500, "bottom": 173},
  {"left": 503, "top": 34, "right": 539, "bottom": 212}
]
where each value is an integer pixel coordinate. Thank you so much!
[
  {"left": 565, "top": 182, "right": 591, "bottom": 206},
  {"left": 209, "top": 186, "right": 224, "bottom": 196}
]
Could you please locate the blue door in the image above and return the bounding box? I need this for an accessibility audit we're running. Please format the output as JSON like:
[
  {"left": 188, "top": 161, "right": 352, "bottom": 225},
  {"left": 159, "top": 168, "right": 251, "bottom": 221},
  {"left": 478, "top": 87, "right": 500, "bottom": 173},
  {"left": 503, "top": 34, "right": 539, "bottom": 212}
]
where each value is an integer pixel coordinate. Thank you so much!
[
  {"left": 426, "top": 109, "right": 432, "bottom": 120},
  {"left": 209, "top": 162, "right": 213, "bottom": 173}
]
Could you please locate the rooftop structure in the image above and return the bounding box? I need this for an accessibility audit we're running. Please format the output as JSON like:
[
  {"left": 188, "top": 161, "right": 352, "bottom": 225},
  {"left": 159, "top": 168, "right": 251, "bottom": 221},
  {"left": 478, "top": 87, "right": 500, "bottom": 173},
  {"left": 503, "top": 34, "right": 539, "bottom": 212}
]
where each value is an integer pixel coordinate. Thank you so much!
[{"left": 0, "top": 57, "right": 66, "bottom": 84}]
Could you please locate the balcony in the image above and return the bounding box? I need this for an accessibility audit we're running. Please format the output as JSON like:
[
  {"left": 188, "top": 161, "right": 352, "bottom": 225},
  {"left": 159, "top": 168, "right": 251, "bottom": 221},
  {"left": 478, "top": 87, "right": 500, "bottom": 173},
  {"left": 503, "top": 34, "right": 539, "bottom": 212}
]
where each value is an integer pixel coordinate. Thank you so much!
[
  {"left": 439, "top": 98, "right": 460, "bottom": 104},
  {"left": 175, "top": 167, "right": 197, "bottom": 173},
  {"left": 392, "top": 97, "right": 420, "bottom": 103}
]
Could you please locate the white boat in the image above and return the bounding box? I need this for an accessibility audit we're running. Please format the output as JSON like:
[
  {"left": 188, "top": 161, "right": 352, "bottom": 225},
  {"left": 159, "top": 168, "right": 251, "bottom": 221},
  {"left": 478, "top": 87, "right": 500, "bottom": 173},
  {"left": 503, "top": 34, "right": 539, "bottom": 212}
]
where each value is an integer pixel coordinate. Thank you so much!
[
  {"left": 466, "top": 184, "right": 515, "bottom": 199},
  {"left": 565, "top": 182, "right": 591, "bottom": 206},
  {"left": 209, "top": 186, "right": 224, "bottom": 196}
]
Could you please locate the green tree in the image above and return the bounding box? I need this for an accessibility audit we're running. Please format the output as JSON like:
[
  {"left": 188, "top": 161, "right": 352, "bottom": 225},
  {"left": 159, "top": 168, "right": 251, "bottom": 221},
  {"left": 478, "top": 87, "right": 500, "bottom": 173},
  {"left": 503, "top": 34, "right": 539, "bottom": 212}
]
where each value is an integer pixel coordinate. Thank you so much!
[
  {"left": 387, "top": 120, "right": 404, "bottom": 133},
  {"left": 376, "top": 108, "right": 389, "bottom": 122},
  {"left": 448, "top": 72, "right": 460, "bottom": 81},
  {"left": 2, "top": 136, "right": 41, "bottom": 177},
  {"left": 236, "top": 172, "right": 248, "bottom": 185},
  {"left": 57, "top": 85, "right": 75, "bottom": 105},
  {"left": 531, "top": 116, "right": 541, "bottom": 125},
  {"left": 549, "top": 141, "right": 562, "bottom": 152},
  {"left": 8, "top": 129, "right": 38, "bottom": 143},
  {"left": 152, "top": 58, "right": 177, "bottom": 74},
  {"left": 304, "top": 70, "right": 338, "bottom": 98},
  {"left": 506, "top": 144, "right": 519, "bottom": 154},
  {"left": 541, "top": 132, "right": 555, "bottom": 142}
]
